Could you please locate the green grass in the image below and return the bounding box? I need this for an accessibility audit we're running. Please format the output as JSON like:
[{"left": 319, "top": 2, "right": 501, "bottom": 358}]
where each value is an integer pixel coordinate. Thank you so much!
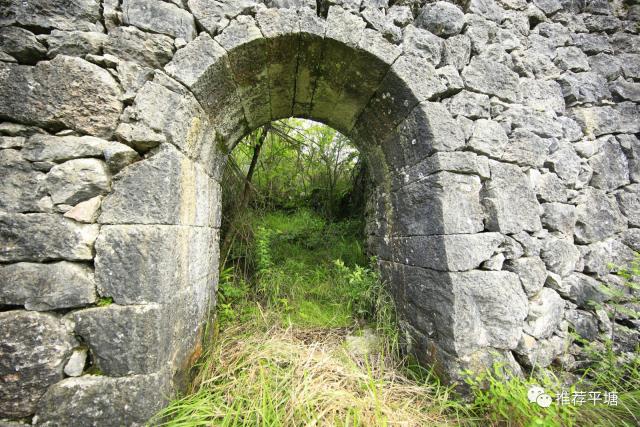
[{"left": 155, "top": 209, "right": 640, "bottom": 427}]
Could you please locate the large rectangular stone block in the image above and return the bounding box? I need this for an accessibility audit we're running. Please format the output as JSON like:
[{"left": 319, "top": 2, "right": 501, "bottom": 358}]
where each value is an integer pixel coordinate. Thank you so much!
[
  {"left": 94, "top": 224, "right": 218, "bottom": 305},
  {"left": 293, "top": 8, "right": 326, "bottom": 117},
  {"left": 0, "top": 213, "right": 98, "bottom": 262},
  {"left": 0, "top": 261, "right": 96, "bottom": 311},
  {"left": 71, "top": 304, "right": 167, "bottom": 375},
  {"left": 99, "top": 144, "right": 220, "bottom": 228},
  {"left": 392, "top": 171, "right": 484, "bottom": 236}
]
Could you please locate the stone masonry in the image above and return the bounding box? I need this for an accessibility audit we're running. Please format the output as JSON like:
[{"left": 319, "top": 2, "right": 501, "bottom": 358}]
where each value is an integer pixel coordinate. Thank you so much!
[{"left": 0, "top": 0, "right": 639, "bottom": 424}]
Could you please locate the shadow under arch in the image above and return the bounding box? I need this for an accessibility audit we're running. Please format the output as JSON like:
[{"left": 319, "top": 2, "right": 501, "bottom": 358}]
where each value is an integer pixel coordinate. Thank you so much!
[{"left": 77, "top": 6, "right": 530, "bottom": 422}]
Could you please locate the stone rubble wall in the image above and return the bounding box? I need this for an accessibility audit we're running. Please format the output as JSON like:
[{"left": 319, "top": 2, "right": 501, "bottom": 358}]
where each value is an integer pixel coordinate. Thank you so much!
[{"left": 0, "top": 0, "right": 638, "bottom": 424}]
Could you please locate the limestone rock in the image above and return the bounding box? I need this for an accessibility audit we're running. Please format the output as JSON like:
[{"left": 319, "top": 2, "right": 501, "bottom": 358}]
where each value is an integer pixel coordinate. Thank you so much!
[
  {"left": 561, "top": 272, "right": 608, "bottom": 308},
  {"left": 541, "top": 203, "right": 576, "bottom": 236},
  {"left": 0, "top": 311, "right": 75, "bottom": 418},
  {"left": 545, "top": 143, "right": 581, "bottom": 185},
  {"left": 397, "top": 232, "right": 504, "bottom": 271},
  {"left": 574, "top": 188, "right": 626, "bottom": 244},
  {"left": 0, "top": 0, "right": 101, "bottom": 32},
  {"left": 468, "top": 119, "right": 508, "bottom": 157},
  {"left": 616, "top": 185, "right": 640, "bottom": 227},
  {"left": 588, "top": 53, "right": 621, "bottom": 81},
  {"left": 0, "top": 261, "right": 96, "bottom": 310},
  {"left": 505, "top": 256, "right": 547, "bottom": 297},
  {"left": 402, "top": 25, "right": 444, "bottom": 66},
  {"left": 104, "top": 26, "right": 174, "bottom": 69},
  {"left": 482, "top": 161, "right": 542, "bottom": 234},
  {"left": 540, "top": 237, "right": 580, "bottom": 277},
  {"left": 63, "top": 196, "right": 103, "bottom": 223},
  {"left": 0, "top": 150, "right": 48, "bottom": 213},
  {"left": 187, "top": 0, "right": 258, "bottom": 35},
  {"left": 46, "top": 159, "right": 111, "bottom": 206},
  {"left": 572, "top": 103, "right": 640, "bottom": 138},
  {"left": 415, "top": 2, "right": 464, "bottom": 37},
  {"left": 442, "top": 35, "right": 470, "bottom": 72},
  {"left": 558, "top": 71, "right": 611, "bottom": 106},
  {"left": 72, "top": 304, "right": 166, "bottom": 375},
  {"left": 63, "top": 348, "right": 87, "bottom": 377},
  {"left": 0, "top": 56, "right": 122, "bottom": 138},
  {"left": 588, "top": 136, "right": 629, "bottom": 191},
  {"left": 45, "top": 30, "right": 107, "bottom": 58},
  {"left": 36, "top": 372, "right": 170, "bottom": 425},
  {"left": 566, "top": 309, "right": 598, "bottom": 340},
  {"left": 444, "top": 90, "right": 490, "bottom": 119},
  {"left": 610, "top": 77, "right": 640, "bottom": 103},
  {"left": 519, "top": 78, "right": 565, "bottom": 114},
  {"left": 524, "top": 288, "right": 565, "bottom": 339},
  {"left": 554, "top": 46, "right": 590, "bottom": 72},
  {"left": 0, "top": 213, "right": 99, "bottom": 262},
  {"left": 581, "top": 238, "right": 636, "bottom": 278},
  {"left": 94, "top": 224, "right": 218, "bottom": 305},
  {"left": 515, "top": 333, "right": 564, "bottom": 368},
  {"left": 99, "top": 144, "right": 219, "bottom": 227},
  {"left": 122, "top": 0, "right": 196, "bottom": 42},
  {"left": 0, "top": 26, "right": 46, "bottom": 64},
  {"left": 468, "top": 0, "right": 505, "bottom": 23},
  {"left": 502, "top": 128, "right": 551, "bottom": 167},
  {"left": 462, "top": 57, "right": 520, "bottom": 102}
]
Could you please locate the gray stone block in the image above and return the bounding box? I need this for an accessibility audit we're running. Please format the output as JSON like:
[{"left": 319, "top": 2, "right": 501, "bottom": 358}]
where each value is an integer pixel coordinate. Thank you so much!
[
  {"left": 104, "top": 26, "right": 174, "bottom": 69},
  {"left": 100, "top": 144, "right": 220, "bottom": 227},
  {"left": 0, "top": 56, "right": 122, "bottom": 138},
  {"left": 0, "top": 261, "right": 96, "bottom": 310},
  {"left": 0, "top": 0, "right": 101, "bottom": 32},
  {"left": 0, "top": 213, "right": 98, "bottom": 262},
  {"left": 122, "top": 0, "right": 196, "bottom": 41},
  {"left": 94, "top": 224, "right": 218, "bottom": 304},
  {"left": 0, "top": 311, "right": 75, "bottom": 418}
]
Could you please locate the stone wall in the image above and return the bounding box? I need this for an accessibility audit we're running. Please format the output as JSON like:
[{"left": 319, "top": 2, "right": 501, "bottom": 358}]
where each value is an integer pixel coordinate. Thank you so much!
[{"left": 0, "top": 0, "right": 639, "bottom": 424}]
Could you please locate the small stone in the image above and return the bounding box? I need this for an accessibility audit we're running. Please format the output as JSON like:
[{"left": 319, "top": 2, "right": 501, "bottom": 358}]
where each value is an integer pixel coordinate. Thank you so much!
[
  {"left": 541, "top": 203, "right": 576, "bottom": 236},
  {"left": 540, "top": 237, "right": 580, "bottom": 277},
  {"left": 63, "top": 196, "right": 103, "bottom": 223},
  {"left": 468, "top": 119, "right": 508, "bottom": 157},
  {"left": 0, "top": 26, "right": 46, "bottom": 65},
  {"left": 415, "top": 2, "right": 464, "bottom": 37},
  {"left": 505, "top": 256, "right": 547, "bottom": 297},
  {"left": 481, "top": 253, "right": 505, "bottom": 270},
  {"left": 554, "top": 46, "right": 590, "bottom": 72},
  {"left": 444, "top": 90, "right": 490, "bottom": 119},
  {"left": 402, "top": 25, "right": 444, "bottom": 66},
  {"left": 46, "top": 159, "right": 111, "bottom": 206},
  {"left": 64, "top": 348, "right": 87, "bottom": 377}
]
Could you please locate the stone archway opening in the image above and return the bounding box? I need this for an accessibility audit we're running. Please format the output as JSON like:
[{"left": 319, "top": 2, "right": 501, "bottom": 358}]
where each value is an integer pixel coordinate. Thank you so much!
[{"left": 9, "top": 1, "right": 635, "bottom": 423}]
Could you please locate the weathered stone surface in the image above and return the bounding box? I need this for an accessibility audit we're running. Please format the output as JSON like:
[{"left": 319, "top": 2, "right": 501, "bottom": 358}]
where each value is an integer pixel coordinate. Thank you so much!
[
  {"left": 520, "top": 79, "right": 565, "bottom": 114},
  {"left": 525, "top": 288, "right": 565, "bottom": 340},
  {"left": 545, "top": 143, "right": 582, "bottom": 185},
  {"left": 616, "top": 185, "right": 640, "bottom": 227},
  {"left": 572, "top": 33, "right": 612, "bottom": 55},
  {"left": 45, "top": 30, "right": 107, "bottom": 58},
  {"left": 558, "top": 71, "right": 611, "bottom": 106},
  {"left": 540, "top": 236, "right": 580, "bottom": 277},
  {"left": 415, "top": 2, "right": 464, "bottom": 37},
  {"left": 610, "top": 77, "right": 640, "bottom": 103},
  {"left": 443, "top": 34, "right": 471, "bottom": 70},
  {"left": 554, "top": 46, "right": 590, "bottom": 72},
  {"left": 468, "top": 0, "right": 505, "bottom": 23},
  {"left": 117, "top": 78, "right": 214, "bottom": 154},
  {"left": 462, "top": 57, "right": 520, "bottom": 102},
  {"left": 122, "top": 0, "right": 196, "bottom": 41},
  {"left": 618, "top": 134, "right": 639, "bottom": 183},
  {"left": 444, "top": 90, "right": 490, "bottom": 119},
  {"left": 588, "top": 137, "right": 629, "bottom": 191},
  {"left": 574, "top": 188, "right": 626, "bottom": 244},
  {"left": 0, "top": 311, "right": 75, "bottom": 418},
  {"left": 512, "top": 48, "right": 561, "bottom": 79},
  {"left": 499, "top": 105, "right": 564, "bottom": 138},
  {"left": 100, "top": 144, "right": 219, "bottom": 227},
  {"left": 541, "top": 203, "right": 576, "bottom": 236},
  {"left": 581, "top": 238, "right": 636, "bottom": 278},
  {"left": 0, "top": 56, "right": 122, "bottom": 138},
  {"left": 572, "top": 103, "right": 640, "bottom": 138},
  {"left": 0, "top": 27, "right": 46, "bottom": 64},
  {"left": 393, "top": 171, "right": 484, "bottom": 235},
  {"left": 64, "top": 196, "right": 103, "bottom": 223},
  {"left": 396, "top": 232, "right": 503, "bottom": 271},
  {"left": 482, "top": 161, "right": 542, "bottom": 234},
  {"left": 559, "top": 272, "right": 608, "bottom": 308},
  {"left": 515, "top": 333, "right": 564, "bottom": 368},
  {"left": 45, "top": 159, "right": 110, "bottom": 206},
  {"left": 104, "top": 26, "right": 174, "bottom": 69},
  {"left": 588, "top": 53, "right": 621, "bottom": 81},
  {"left": 502, "top": 129, "right": 551, "bottom": 167},
  {"left": 566, "top": 309, "right": 598, "bottom": 340},
  {"left": 36, "top": 371, "right": 169, "bottom": 425},
  {"left": 402, "top": 25, "right": 444, "bottom": 66},
  {"left": 0, "top": 261, "right": 95, "bottom": 310},
  {"left": 0, "top": 0, "right": 101, "bottom": 32},
  {"left": 0, "top": 213, "right": 98, "bottom": 262},
  {"left": 468, "top": 119, "right": 508, "bottom": 158},
  {"left": 72, "top": 304, "right": 165, "bottom": 375},
  {"left": 94, "top": 224, "right": 218, "bottom": 304},
  {"left": 0, "top": 149, "right": 47, "bottom": 213},
  {"left": 63, "top": 348, "right": 87, "bottom": 377},
  {"left": 505, "top": 256, "right": 547, "bottom": 297},
  {"left": 116, "top": 61, "right": 154, "bottom": 102}
]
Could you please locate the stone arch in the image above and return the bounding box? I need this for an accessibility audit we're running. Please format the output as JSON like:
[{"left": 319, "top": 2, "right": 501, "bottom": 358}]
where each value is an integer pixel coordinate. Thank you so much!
[{"left": 1, "top": 0, "right": 638, "bottom": 424}]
